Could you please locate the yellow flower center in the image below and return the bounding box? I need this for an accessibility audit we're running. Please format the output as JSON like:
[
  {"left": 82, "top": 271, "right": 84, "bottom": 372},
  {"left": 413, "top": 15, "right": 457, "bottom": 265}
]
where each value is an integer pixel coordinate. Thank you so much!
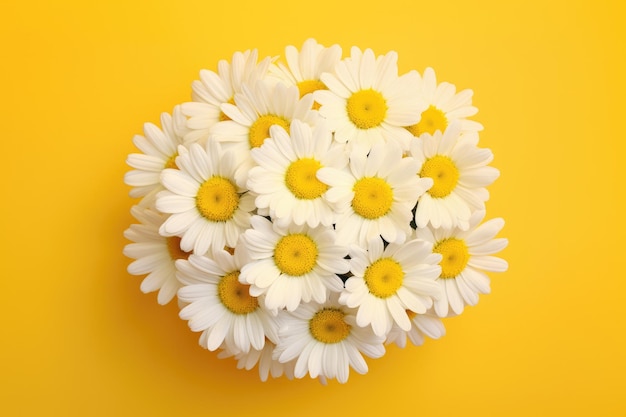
[
  {"left": 166, "top": 236, "right": 191, "bottom": 261},
  {"left": 285, "top": 158, "right": 328, "bottom": 200},
  {"left": 406, "top": 105, "right": 448, "bottom": 136},
  {"left": 196, "top": 176, "right": 240, "bottom": 222},
  {"left": 219, "top": 97, "right": 236, "bottom": 122},
  {"left": 217, "top": 271, "right": 259, "bottom": 314},
  {"left": 352, "top": 177, "right": 393, "bottom": 219},
  {"left": 363, "top": 257, "right": 404, "bottom": 298},
  {"left": 420, "top": 155, "right": 459, "bottom": 198},
  {"left": 274, "top": 234, "right": 318, "bottom": 276},
  {"left": 309, "top": 308, "right": 351, "bottom": 344},
  {"left": 164, "top": 153, "right": 178, "bottom": 169},
  {"left": 433, "top": 238, "right": 469, "bottom": 278},
  {"left": 249, "top": 114, "right": 290, "bottom": 149},
  {"left": 297, "top": 79, "right": 327, "bottom": 110},
  {"left": 346, "top": 89, "right": 388, "bottom": 129}
]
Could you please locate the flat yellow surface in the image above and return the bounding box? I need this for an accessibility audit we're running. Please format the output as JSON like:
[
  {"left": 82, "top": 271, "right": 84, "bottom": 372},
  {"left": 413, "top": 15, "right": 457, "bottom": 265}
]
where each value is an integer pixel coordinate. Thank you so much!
[{"left": 2, "top": 0, "right": 625, "bottom": 415}]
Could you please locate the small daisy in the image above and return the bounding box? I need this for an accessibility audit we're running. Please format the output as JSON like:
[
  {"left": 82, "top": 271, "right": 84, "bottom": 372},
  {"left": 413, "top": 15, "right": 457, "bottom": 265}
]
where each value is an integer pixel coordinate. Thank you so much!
[
  {"left": 269, "top": 38, "right": 342, "bottom": 109},
  {"left": 317, "top": 142, "right": 432, "bottom": 246},
  {"left": 410, "top": 122, "right": 500, "bottom": 230},
  {"left": 177, "top": 248, "right": 279, "bottom": 353},
  {"left": 416, "top": 209, "right": 508, "bottom": 317},
  {"left": 124, "top": 107, "right": 189, "bottom": 207},
  {"left": 240, "top": 215, "right": 349, "bottom": 312},
  {"left": 218, "top": 340, "right": 296, "bottom": 382},
  {"left": 340, "top": 237, "right": 442, "bottom": 337},
  {"left": 273, "top": 295, "right": 385, "bottom": 384},
  {"left": 314, "top": 46, "right": 425, "bottom": 150},
  {"left": 156, "top": 140, "right": 255, "bottom": 256},
  {"left": 123, "top": 205, "right": 191, "bottom": 305},
  {"left": 181, "top": 49, "right": 273, "bottom": 144},
  {"left": 247, "top": 119, "right": 347, "bottom": 228},
  {"left": 405, "top": 67, "right": 483, "bottom": 137},
  {"left": 385, "top": 312, "right": 446, "bottom": 348},
  {"left": 210, "top": 80, "right": 318, "bottom": 184}
]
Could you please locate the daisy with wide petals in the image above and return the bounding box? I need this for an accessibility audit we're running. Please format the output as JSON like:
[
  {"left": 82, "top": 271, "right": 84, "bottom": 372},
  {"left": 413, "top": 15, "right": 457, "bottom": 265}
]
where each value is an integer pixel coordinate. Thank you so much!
[
  {"left": 218, "top": 340, "right": 296, "bottom": 382},
  {"left": 340, "top": 237, "right": 442, "bottom": 337},
  {"left": 318, "top": 142, "right": 432, "bottom": 246},
  {"left": 273, "top": 295, "right": 385, "bottom": 384},
  {"left": 416, "top": 210, "right": 508, "bottom": 317},
  {"left": 410, "top": 122, "right": 500, "bottom": 231},
  {"left": 210, "top": 81, "right": 317, "bottom": 185},
  {"left": 240, "top": 215, "right": 349, "bottom": 312},
  {"left": 124, "top": 107, "right": 189, "bottom": 207},
  {"left": 269, "top": 38, "right": 342, "bottom": 109},
  {"left": 181, "top": 49, "right": 273, "bottom": 144},
  {"left": 156, "top": 141, "right": 255, "bottom": 256},
  {"left": 247, "top": 120, "right": 347, "bottom": 228},
  {"left": 315, "top": 46, "right": 425, "bottom": 151},
  {"left": 405, "top": 67, "right": 483, "bottom": 137},
  {"left": 123, "top": 205, "right": 191, "bottom": 304},
  {"left": 177, "top": 247, "right": 279, "bottom": 353},
  {"left": 385, "top": 312, "right": 446, "bottom": 348}
]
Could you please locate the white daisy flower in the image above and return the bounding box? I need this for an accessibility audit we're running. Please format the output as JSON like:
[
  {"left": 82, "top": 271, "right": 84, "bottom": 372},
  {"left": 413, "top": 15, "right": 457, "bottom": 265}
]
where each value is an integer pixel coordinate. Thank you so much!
[
  {"left": 247, "top": 120, "right": 347, "bottom": 228},
  {"left": 385, "top": 312, "right": 446, "bottom": 348},
  {"left": 240, "top": 215, "right": 349, "bottom": 312},
  {"left": 124, "top": 107, "right": 189, "bottom": 207},
  {"left": 340, "top": 237, "right": 442, "bottom": 337},
  {"left": 416, "top": 210, "right": 508, "bottom": 317},
  {"left": 177, "top": 248, "right": 279, "bottom": 353},
  {"left": 156, "top": 141, "right": 255, "bottom": 256},
  {"left": 314, "top": 46, "right": 425, "bottom": 151},
  {"left": 410, "top": 122, "right": 500, "bottom": 231},
  {"left": 405, "top": 67, "right": 483, "bottom": 137},
  {"left": 274, "top": 295, "right": 385, "bottom": 384},
  {"left": 269, "top": 38, "right": 342, "bottom": 109},
  {"left": 181, "top": 49, "right": 273, "bottom": 144},
  {"left": 218, "top": 340, "right": 295, "bottom": 382},
  {"left": 210, "top": 80, "right": 317, "bottom": 185},
  {"left": 123, "top": 205, "right": 190, "bottom": 305},
  {"left": 317, "top": 142, "right": 432, "bottom": 247}
]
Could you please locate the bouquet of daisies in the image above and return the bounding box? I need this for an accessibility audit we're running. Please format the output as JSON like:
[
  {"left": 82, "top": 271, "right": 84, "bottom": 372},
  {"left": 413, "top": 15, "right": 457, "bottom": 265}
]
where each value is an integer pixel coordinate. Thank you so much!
[{"left": 123, "top": 39, "right": 508, "bottom": 384}]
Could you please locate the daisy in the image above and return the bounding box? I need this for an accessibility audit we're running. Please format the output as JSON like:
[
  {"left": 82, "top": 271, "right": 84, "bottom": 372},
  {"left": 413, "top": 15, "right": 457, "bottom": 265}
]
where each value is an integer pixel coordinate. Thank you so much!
[
  {"left": 405, "top": 67, "right": 483, "bottom": 137},
  {"left": 317, "top": 142, "right": 432, "bottom": 246},
  {"left": 269, "top": 38, "right": 342, "bottom": 109},
  {"left": 240, "top": 215, "right": 349, "bottom": 312},
  {"left": 218, "top": 340, "right": 296, "bottom": 382},
  {"left": 273, "top": 295, "right": 385, "bottom": 383},
  {"left": 247, "top": 119, "right": 347, "bottom": 228},
  {"left": 385, "top": 312, "right": 446, "bottom": 348},
  {"left": 181, "top": 49, "right": 273, "bottom": 144},
  {"left": 156, "top": 140, "right": 255, "bottom": 256},
  {"left": 210, "top": 80, "right": 318, "bottom": 185},
  {"left": 123, "top": 205, "right": 190, "bottom": 305},
  {"left": 314, "top": 46, "right": 425, "bottom": 151},
  {"left": 177, "top": 248, "right": 279, "bottom": 353},
  {"left": 340, "top": 237, "right": 442, "bottom": 337},
  {"left": 416, "top": 209, "right": 508, "bottom": 317},
  {"left": 410, "top": 122, "right": 500, "bottom": 231},
  {"left": 124, "top": 107, "right": 189, "bottom": 207}
]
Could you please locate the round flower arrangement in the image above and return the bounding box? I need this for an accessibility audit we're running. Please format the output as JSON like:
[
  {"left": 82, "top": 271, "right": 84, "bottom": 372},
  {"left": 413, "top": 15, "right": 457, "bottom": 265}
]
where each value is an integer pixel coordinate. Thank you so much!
[{"left": 123, "top": 39, "right": 508, "bottom": 384}]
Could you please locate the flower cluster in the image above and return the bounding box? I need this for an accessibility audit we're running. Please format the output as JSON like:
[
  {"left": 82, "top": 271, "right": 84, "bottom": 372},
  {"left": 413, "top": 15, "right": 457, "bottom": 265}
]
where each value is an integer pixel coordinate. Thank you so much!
[{"left": 123, "top": 39, "right": 508, "bottom": 384}]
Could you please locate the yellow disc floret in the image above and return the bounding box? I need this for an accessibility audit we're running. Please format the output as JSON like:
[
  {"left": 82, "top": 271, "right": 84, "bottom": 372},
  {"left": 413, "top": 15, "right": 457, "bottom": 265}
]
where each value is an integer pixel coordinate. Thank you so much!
[
  {"left": 249, "top": 114, "right": 290, "bottom": 148},
  {"left": 420, "top": 155, "right": 459, "bottom": 198},
  {"left": 352, "top": 177, "right": 393, "bottom": 219},
  {"left": 217, "top": 271, "right": 259, "bottom": 314},
  {"left": 274, "top": 234, "right": 318, "bottom": 276},
  {"left": 346, "top": 89, "right": 388, "bottom": 129},
  {"left": 196, "top": 176, "right": 240, "bottom": 222},
  {"left": 433, "top": 238, "right": 469, "bottom": 278},
  {"left": 309, "top": 308, "right": 351, "bottom": 344},
  {"left": 406, "top": 105, "right": 448, "bottom": 136},
  {"left": 285, "top": 158, "right": 328, "bottom": 200},
  {"left": 166, "top": 236, "right": 191, "bottom": 261},
  {"left": 363, "top": 257, "right": 404, "bottom": 298}
]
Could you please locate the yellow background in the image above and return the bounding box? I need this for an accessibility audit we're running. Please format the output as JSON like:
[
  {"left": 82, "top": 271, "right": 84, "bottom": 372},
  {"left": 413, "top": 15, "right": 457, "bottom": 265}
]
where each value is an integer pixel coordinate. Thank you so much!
[{"left": 2, "top": 0, "right": 625, "bottom": 415}]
